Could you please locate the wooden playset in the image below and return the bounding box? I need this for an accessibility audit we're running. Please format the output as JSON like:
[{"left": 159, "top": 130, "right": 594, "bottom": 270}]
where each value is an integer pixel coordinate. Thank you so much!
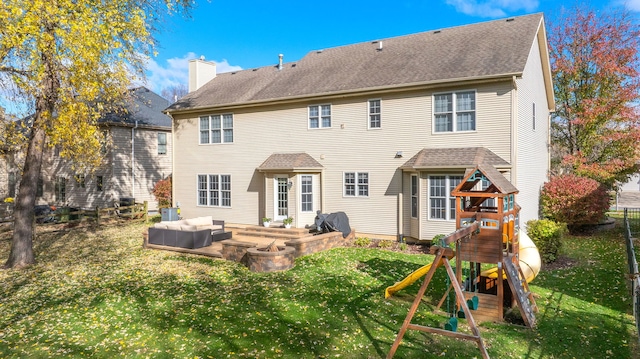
[{"left": 386, "top": 165, "right": 539, "bottom": 359}]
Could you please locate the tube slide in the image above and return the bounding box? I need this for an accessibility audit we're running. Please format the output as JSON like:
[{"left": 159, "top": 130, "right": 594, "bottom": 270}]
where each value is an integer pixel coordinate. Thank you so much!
[
  {"left": 385, "top": 263, "right": 434, "bottom": 299},
  {"left": 481, "top": 230, "right": 541, "bottom": 283}
]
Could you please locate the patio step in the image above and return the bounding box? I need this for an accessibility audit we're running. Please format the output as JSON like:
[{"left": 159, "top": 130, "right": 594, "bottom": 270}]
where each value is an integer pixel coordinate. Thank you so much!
[{"left": 236, "top": 225, "right": 310, "bottom": 240}]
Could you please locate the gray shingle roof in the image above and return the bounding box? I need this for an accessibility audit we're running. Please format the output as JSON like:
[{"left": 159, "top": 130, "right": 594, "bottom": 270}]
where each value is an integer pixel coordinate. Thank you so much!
[
  {"left": 103, "top": 87, "right": 171, "bottom": 128},
  {"left": 258, "top": 153, "right": 323, "bottom": 171},
  {"left": 400, "top": 147, "right": 511, "bottom": 170},
  {"left": 168, "top": 13, "right": 543, "bottom": 112}
]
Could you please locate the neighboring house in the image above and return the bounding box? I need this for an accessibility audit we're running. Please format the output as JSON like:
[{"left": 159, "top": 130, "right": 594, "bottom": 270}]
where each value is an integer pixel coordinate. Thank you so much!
[
  {"left": 7, "top": 87, "right": 172, "bottom": 211},
  {"left": 166, "top": 13, "right": 554, "bottom": 241}
]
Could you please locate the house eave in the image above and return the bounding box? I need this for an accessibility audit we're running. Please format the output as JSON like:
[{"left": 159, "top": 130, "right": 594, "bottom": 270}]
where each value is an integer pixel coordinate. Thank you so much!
[
  {"left": 401, "top": 164, "right": 513, "bottom": 171},
  {"left": 258, "top": 167, "right": 323, "bottom": 173},
  {"left": 166, "top": 72, "right": 522, "bottom": 115}
]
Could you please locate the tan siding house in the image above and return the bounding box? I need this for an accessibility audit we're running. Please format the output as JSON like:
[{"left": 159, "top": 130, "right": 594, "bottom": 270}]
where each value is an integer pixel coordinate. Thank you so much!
[
  {"left": 167, "top": 14, "right": 554, "bottom": 241},
  {"left": 16, "top": 87, "right": 173, "bottom": 211}
]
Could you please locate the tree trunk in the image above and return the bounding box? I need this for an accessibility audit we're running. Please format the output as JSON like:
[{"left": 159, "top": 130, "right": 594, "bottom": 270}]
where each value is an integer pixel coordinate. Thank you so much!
[
  {"left": 4, "top": 123, "right": 46, "bottom": 268},
  {"left": 4, "top": 26, "right": 58, "bottom": 269}
]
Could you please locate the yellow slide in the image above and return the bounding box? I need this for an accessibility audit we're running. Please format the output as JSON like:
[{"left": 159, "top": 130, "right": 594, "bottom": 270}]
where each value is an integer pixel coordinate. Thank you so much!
[
  {"left": 384, "top": 230, "right": 541, "bottom": 299},
  {"left": 385, "top": 263, "right": 435, "bottom": 299},
  {"left": 481, "top": 230, "right": 541, "bottom": 283}
]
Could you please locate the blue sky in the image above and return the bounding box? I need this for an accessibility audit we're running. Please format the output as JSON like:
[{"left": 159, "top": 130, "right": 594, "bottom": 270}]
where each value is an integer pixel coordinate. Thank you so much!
[{"left": 144, "top": 0, "right": 640, "bottom": 94}]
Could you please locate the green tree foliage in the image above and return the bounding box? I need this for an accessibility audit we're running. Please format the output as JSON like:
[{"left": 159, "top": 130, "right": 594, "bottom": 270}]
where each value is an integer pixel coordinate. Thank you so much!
[
  {"left": 0, "top": 0, "right": 191, "bottom": 268},
  {"left": 526, "top": 219, "right": 567, "bottom": 263},
  {"left": 549, "top": 6, "right": 640, "bottom": 187},
  {"left": 540, "top": 174, "right": 610, "bottom": 229}
]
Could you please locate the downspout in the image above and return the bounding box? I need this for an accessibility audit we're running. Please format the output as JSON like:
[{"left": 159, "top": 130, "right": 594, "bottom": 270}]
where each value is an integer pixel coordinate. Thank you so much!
[
  {"left": 511, "top": 75, "right": 518, "bottom": 185},
  {"left": 132, "top": 120, "right": 138, "bottom": 198}
]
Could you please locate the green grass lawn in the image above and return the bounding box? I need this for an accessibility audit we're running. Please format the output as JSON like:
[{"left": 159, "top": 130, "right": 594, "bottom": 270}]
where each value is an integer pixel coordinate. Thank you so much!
[{"left": 0, "top": 222, "right": 638, "bottom": 358}]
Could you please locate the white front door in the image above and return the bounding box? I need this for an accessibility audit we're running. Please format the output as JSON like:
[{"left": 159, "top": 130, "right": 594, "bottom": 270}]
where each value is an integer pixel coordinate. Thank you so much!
[{"left": 274, "top": 176, "right": 289, "bottom": 221}]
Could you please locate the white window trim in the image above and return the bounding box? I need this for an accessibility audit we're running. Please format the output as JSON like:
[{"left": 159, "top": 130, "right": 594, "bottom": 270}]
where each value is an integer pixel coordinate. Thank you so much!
[
  {"left": 343, "top": 172, "right": 369, "bottom": 197},
  {"left": 196, "top": 174, "right": 232, "bottom": 208},
  {"left": 428, "top": 174, "right": 463, "bottom": 221},
  {"left": 308, "top": 104, "right": 332, "bottom": 129},
  {"left": 157, "top": 132, "right": 167, "bottom": 155},
  {"left": 432, "top": 90, "right": 477, "bottom": 134},
  {"left": 300, "top": 175, "right": 313, "bottom": 212},
  {"left": 368, "top": 99, "right": 381, "bottom": 130},
  {"left": 411, "top": 174, "right": 418, "bottom": 218},
  {"left": 199, "top": 114, "right": 234, "bottom": 144}
]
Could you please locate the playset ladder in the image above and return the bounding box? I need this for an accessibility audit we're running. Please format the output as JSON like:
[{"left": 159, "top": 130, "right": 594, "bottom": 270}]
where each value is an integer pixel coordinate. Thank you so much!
[{"left": 503, "top": 258, "right": 537, "bottom": 328}]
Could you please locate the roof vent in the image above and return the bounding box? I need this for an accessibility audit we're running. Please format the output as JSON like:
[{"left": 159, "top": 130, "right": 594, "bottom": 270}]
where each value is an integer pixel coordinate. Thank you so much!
[
  {"left": 506, "top": 18, "right": 515, "bottom": 22},
  {"left": 377, "top": 41, "right": 383, "bottom": 51},
  {"left": 291, "top": 63, "right": 297, "bottom": 68},
  {"left": 278, "top": 54, "right": 283, "bottom": 70},
  {"left": 252, "top": 68, "right": 258, "bottom": 71},
  {"left": 316, "top": 50, "right": 323, "bottom": 54},
  {"left": 434, "top": 30, "right": 441, "bottom": 34}
]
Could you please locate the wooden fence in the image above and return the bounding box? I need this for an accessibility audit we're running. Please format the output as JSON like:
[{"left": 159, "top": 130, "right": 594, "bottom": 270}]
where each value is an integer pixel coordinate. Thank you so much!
[{"left": 0, "top": 201, "right": 148, "bottom": 227}]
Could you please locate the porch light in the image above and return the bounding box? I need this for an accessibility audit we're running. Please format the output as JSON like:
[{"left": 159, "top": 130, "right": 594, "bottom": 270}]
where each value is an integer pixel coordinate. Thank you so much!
[{"left": 287, "top": 181, "right": 293, "bottom": 190}]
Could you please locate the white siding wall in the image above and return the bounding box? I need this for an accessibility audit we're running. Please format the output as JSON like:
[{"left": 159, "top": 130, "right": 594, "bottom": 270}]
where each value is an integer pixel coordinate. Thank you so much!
[
  {"left": 515, "top": 36, "right": 552, "bottom": 225},
  {"left": 174, "top": 82, "right": 514, "bottom": 238}
]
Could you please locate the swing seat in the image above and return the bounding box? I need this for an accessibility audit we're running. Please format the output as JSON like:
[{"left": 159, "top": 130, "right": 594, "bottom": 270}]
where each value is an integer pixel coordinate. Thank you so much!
[
  {"left": 444, "top": 317, "right": 458, "bottom": 332},
  {"left": 457, "top": 309, "right": 465, "bottom": 319},
  {"left": 467, "top": 295, "right": 479, "bottom": 310}
]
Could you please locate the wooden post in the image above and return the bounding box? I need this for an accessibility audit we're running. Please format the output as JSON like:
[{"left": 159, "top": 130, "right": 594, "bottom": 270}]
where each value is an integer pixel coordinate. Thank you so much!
[
  {"left": 95, "top": 206, "right": 100, "bottom": 226},
  {"left": 143, "top": 201, "right": 148, "bottom": 222}
]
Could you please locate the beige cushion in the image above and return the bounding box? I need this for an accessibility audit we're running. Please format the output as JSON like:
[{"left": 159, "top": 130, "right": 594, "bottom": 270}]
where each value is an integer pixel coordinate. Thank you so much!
[
  {"left": 153, "top": 223, "right": 168, "bottom": 229},
  {"left": 165, "top": 224, "right": 182, "bottom": 231},
  {"left": 185, "top": 216, "right": 213, "bottom": 226},
  {"left": 180, "top": 224, "right": 198, "bottom": 231}
]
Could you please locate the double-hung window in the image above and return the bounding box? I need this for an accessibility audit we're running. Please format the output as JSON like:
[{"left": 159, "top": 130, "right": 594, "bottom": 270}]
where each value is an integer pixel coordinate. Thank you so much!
[
  {"left": 301, "top": 175, "right": 313, "bottom": 212},
  {"left": 411, "top": 175, "right": 418, "bottom": 218},
  {"left": 434, "top": 91, "right": 476, "bottom": 132},
  {"left": 429, "top": 175, "right": 462, "bottom": 220},
  {"left": 96, "top": 176, "right": 103, "bottom": 191},
  {"left": 75, "top": 174, "right": 85, "bottom": 188},
  {"left": 158, "top": 132, "right": 167, "bottom": 154},
  {"left": 344, "top": 172, "right": 369, "bottom": 197},
  {"left": 368, "top": 99, "right": 381, "bottom": 128},
  {"left": 309, "top": 105, "right": 331, "bottom": 128},
  {"left": 55, "top": 176, "right": 66, "bottom": 202},
  {"left": 8, "top": 172, "right": 16, "bottom": 198},
  {"left": 200, "top": 114, "right": 234, "bottom": 144},
  {"left": 198, "top": 174, "right": 231, "bottom": 207}
]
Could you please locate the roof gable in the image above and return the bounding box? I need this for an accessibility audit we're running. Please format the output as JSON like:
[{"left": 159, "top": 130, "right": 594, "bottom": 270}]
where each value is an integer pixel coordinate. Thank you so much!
[
  {"left": 169, "top": 13, "right": 545, "bottom": 112},
  {"left": 452, "top": 164, "right": 518, "bottom": 196}
]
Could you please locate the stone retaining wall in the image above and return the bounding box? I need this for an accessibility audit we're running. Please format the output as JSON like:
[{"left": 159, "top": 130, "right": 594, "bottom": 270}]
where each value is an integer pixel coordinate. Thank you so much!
[
  {"left": 221, "top": 239, "right": 256, "bottom": 264},
  {"left": 246, "top": 246, "right": 295, "bottom": 272},
  {"left": 221, "top": 230, "right": 355, "bottom": 272},
  {"left": 285, "top": 231, "right": 354, "bottom": 258}
]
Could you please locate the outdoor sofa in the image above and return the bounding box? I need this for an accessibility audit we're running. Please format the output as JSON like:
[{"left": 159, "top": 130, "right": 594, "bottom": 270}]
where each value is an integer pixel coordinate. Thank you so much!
[{"left": 148, "top": 216, "right": 231, "bottom": 249}]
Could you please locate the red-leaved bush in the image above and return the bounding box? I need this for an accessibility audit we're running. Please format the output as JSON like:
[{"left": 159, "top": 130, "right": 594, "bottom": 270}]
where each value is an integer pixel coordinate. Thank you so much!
[
  {"left": 152, "top": 176, "right": 172, "bottom": 208},
  {"left": 540, "top": 174, "right": 609, "bottom": 226}
]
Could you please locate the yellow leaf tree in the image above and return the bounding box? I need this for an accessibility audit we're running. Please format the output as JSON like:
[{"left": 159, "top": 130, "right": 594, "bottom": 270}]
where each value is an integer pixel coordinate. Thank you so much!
[{"left": 0, "top": 0, "right": 191, "bottom": 268}]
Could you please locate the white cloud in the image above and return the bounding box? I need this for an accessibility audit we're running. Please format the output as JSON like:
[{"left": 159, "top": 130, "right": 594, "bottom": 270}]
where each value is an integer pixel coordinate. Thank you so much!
[
  {"left": 142, "top": 52, "right": 242, "bottom": 93},
  {"left": 445, "top": 0, "right": 539, "bottom": 18},
  {"left": 617, "top": 0, "right": 640, "bottom": 12}
]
